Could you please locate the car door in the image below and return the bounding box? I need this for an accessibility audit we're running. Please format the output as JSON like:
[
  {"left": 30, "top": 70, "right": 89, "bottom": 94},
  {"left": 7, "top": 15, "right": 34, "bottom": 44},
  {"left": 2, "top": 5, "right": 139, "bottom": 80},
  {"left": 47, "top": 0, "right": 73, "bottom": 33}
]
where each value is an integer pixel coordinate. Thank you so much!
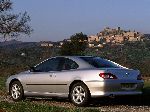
[
  {"left": 25, "top": 57, "right": 62, "bottom": 94},
  {"left": 53, "top": 58, "right": 79, "bottom": 94}
]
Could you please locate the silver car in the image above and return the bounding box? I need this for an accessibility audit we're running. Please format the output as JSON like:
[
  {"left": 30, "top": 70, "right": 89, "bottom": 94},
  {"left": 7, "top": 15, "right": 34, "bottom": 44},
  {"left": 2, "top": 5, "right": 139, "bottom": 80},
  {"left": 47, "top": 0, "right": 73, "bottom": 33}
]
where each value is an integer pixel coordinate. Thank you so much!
[{"left": 6, "top": 56, "right": 144, "bottom": 106}]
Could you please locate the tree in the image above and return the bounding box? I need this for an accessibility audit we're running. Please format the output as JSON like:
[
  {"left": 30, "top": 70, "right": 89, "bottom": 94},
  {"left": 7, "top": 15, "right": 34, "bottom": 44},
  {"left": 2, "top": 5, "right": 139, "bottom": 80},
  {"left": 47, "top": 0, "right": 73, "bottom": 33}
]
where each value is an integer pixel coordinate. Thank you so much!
[
  {"left": 0, "top": 0, "right": 33, "bottom": 41},
  {"left": 60, "top": 32, "right": 88, "bottom": 55}
]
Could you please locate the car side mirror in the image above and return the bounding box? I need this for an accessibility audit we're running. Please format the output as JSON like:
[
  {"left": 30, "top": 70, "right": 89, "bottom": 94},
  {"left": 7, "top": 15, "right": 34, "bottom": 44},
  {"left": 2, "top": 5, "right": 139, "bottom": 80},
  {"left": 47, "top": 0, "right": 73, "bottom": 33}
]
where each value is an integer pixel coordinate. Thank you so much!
[{"left": 30, "top": 67, "right": 35, "bottom": 72}]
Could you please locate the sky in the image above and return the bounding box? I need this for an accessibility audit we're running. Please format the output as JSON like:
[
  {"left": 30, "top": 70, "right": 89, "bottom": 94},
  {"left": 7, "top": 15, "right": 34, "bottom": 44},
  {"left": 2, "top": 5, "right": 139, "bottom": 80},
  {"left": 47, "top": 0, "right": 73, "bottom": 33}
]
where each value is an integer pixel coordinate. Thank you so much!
[{"left": 12, "top": 0, "right": 150, "bottom": 42}]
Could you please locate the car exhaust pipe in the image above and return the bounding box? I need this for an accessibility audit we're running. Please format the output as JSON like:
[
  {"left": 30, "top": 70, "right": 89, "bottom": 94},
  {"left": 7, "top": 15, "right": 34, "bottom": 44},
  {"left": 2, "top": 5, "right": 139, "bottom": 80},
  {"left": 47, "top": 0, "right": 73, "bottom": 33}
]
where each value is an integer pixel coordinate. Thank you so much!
[{"left": 109, "top": 94, "right": 115, "bottom": 98}]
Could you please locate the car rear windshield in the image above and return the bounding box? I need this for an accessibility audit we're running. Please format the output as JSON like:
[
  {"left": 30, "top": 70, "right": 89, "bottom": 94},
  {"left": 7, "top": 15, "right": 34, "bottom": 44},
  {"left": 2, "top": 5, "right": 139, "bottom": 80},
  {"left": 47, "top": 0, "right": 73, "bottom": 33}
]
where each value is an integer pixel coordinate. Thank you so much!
[{"left": 80, "top": 57, "right": 120, "bottom": 68}]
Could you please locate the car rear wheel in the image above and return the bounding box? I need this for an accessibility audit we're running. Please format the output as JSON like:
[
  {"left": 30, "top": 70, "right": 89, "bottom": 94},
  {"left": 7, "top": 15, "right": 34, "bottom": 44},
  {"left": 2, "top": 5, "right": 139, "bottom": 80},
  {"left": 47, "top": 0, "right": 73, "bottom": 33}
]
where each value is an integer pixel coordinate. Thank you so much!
[
  {"left": 70, "top": 82, "right": 90, "bottom": 106},
  {"left": 10, "top": 81, "right": 24, "bottom": 101}
]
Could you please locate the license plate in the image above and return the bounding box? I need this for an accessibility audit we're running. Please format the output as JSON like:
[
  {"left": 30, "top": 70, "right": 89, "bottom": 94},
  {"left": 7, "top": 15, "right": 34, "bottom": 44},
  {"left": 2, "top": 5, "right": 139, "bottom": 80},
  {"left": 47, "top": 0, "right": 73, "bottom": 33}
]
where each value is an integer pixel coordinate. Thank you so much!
[{"left": 121, "top": 83, "right": 137, "bottom": 90}]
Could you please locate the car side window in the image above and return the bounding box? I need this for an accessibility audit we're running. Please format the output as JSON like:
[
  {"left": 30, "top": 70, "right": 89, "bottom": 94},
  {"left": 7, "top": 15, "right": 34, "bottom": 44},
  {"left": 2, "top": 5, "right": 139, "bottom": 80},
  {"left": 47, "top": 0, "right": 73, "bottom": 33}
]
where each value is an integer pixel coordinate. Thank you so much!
[
  {"left": 61, "top": 58, "right": 79, "bottom": 70},
  {"left": 34, "top": 58, "right": 60, "bottom": 72}
]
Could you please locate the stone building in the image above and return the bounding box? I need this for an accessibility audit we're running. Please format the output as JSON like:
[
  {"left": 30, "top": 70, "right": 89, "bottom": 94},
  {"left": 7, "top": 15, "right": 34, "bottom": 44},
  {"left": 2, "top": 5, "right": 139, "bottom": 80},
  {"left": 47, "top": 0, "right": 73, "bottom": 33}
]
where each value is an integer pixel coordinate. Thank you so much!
[
  {"left": 123, "top": 31, "right": 141, "bottom": 41},
  {"left": 88, "top": 35, "right": 100, "bottom": 42}
]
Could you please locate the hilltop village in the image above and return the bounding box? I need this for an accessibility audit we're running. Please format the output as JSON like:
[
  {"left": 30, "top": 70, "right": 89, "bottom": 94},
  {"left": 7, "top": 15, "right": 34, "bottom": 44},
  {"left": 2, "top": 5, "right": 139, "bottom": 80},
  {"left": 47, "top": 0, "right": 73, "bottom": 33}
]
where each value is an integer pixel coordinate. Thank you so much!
[{"left": 40, "top": 27, "right": 144, "bottom": 48}]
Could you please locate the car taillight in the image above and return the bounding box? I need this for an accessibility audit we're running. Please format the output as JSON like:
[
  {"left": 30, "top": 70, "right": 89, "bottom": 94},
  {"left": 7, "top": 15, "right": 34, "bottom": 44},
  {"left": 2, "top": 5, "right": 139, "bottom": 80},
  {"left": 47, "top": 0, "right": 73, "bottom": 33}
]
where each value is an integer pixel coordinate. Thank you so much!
[
  {"left": 137, "top": 74, "right": 142, "bottom": 80},
  {"left": 99, "top": 73, "right": 117, "bottom": 79}
]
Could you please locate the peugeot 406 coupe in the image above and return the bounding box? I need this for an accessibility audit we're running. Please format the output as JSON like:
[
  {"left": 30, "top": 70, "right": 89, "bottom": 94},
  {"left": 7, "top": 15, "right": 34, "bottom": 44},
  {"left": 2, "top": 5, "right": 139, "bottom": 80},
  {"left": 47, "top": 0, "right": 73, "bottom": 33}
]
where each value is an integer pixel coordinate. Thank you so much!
[{"left": 6, "top": 56, "right": 144, "bottom": 106}]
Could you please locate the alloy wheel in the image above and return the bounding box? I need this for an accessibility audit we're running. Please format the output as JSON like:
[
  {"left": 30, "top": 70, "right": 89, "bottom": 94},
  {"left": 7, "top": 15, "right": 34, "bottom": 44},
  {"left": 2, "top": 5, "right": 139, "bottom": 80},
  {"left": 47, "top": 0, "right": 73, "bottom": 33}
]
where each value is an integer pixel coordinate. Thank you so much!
[
  {"left": 11, "top": 83, "right": 21, "bottom": 99},
  {"left": 72, "top": 86, "right": 86, "bottom": 104}
]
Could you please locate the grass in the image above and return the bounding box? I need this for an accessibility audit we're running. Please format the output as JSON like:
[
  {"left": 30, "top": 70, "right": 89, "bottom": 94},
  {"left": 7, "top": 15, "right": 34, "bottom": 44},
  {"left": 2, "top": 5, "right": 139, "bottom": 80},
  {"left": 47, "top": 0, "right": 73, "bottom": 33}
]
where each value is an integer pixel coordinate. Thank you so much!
[
  {"left": 0, "top": 101, "right": 100, "bottom": 112},
  {"left": 142, "top": 80, "right": 150, "bottom": 96},
  {"left": 0, "top": 77, "right": 6, "bottom": 91},
  {"left": 0, "top": 101, "right": 66, "bottom": 112},
  {"left": 0, "top": 77, "right": 7, "bottom": 96},
  {"left": 144, "top": 81, "right": 150, "bottom": 88}
]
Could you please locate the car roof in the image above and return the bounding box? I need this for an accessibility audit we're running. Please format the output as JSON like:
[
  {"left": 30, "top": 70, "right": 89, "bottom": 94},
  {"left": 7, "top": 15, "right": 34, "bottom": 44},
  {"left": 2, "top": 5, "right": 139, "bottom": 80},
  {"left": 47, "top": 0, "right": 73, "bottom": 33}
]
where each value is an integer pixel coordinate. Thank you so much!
[
  {"left": 55, "top": 55, "right": 95, "bottom": 58},
  {"left": 45, "top": 56, "right": 95, "bottom": 69}
]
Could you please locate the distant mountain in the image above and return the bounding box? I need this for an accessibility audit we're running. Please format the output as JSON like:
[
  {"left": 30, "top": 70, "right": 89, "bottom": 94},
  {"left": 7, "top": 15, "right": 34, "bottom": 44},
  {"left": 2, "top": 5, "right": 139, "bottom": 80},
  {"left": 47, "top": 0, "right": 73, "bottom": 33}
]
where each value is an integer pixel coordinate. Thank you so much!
[
  {"left": 144, "top": 34, "right": 150, "bottom": 40},
  {"left": 0, "top": 40, "right": 22, "bottom": 46},
  {"left": 0, "top": 40, "right": 40, "bottom": 49}
]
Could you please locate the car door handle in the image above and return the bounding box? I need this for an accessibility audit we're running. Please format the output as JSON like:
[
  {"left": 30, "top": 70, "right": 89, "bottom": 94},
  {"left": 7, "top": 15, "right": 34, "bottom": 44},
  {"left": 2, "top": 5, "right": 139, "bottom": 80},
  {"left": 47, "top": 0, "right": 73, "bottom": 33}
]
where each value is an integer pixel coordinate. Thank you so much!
[
  {"left": 49, "top": 73, "right": 56, "bottom": 77},
  {"left": 49, "top": 75, "right": 53, "bottom": 77}
]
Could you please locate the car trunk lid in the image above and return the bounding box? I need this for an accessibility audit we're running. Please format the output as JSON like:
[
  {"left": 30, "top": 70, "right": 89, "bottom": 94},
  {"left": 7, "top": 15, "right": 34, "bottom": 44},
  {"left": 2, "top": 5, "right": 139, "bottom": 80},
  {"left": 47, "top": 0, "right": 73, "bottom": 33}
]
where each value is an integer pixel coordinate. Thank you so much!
[{"left": 104, "top": 68, "right": 140, "bottom": 80}]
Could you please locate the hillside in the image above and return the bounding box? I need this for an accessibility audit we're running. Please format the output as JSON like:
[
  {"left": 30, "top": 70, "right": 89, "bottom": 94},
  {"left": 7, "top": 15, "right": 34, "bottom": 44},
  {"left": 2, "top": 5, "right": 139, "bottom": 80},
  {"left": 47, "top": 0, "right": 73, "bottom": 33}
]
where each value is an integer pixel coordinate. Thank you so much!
[{"left": 0, "top": 39, "right": 150, "bottom": 77}]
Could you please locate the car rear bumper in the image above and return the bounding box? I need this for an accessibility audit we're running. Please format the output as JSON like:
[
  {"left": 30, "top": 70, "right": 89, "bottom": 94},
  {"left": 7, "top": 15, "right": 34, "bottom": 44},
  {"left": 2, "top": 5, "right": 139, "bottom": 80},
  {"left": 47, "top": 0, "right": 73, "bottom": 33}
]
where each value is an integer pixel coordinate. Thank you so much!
[{"left": 85, "top": 80, "right": 144, "bottom": 97}]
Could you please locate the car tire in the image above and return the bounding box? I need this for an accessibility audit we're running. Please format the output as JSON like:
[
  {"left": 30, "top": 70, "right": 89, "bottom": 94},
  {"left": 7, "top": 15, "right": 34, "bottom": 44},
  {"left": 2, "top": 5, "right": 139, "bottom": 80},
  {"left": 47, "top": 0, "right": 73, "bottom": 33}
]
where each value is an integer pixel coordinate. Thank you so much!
[
  {"left": 10, "top": 81, "right": 24, "bottom": 101},
  {"left": 70, "top": 82, "right": 90, "bottom": 106}
]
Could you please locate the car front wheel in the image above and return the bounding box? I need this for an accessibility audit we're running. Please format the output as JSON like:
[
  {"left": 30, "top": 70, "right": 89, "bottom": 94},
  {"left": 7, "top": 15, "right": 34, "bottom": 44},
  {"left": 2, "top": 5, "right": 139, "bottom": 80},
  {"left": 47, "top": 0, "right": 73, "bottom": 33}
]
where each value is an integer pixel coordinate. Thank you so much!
[
  {"left": 10, "top": 81, "right": 24, "bottom": 101},
  {"left": 70, "top": 82, "right": 90, "bottom": 106}
]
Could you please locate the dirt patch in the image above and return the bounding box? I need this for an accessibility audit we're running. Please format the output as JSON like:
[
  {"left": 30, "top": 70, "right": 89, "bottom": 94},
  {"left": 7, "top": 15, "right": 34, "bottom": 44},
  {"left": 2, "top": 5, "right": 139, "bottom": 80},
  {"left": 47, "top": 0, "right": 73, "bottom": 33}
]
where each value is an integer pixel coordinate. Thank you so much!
[
  {"left": 1, "top": 94, "right": 150, "bottom": 112},
  {"left": 0, "top": 109, "right": 6, "bottom": 112}
]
